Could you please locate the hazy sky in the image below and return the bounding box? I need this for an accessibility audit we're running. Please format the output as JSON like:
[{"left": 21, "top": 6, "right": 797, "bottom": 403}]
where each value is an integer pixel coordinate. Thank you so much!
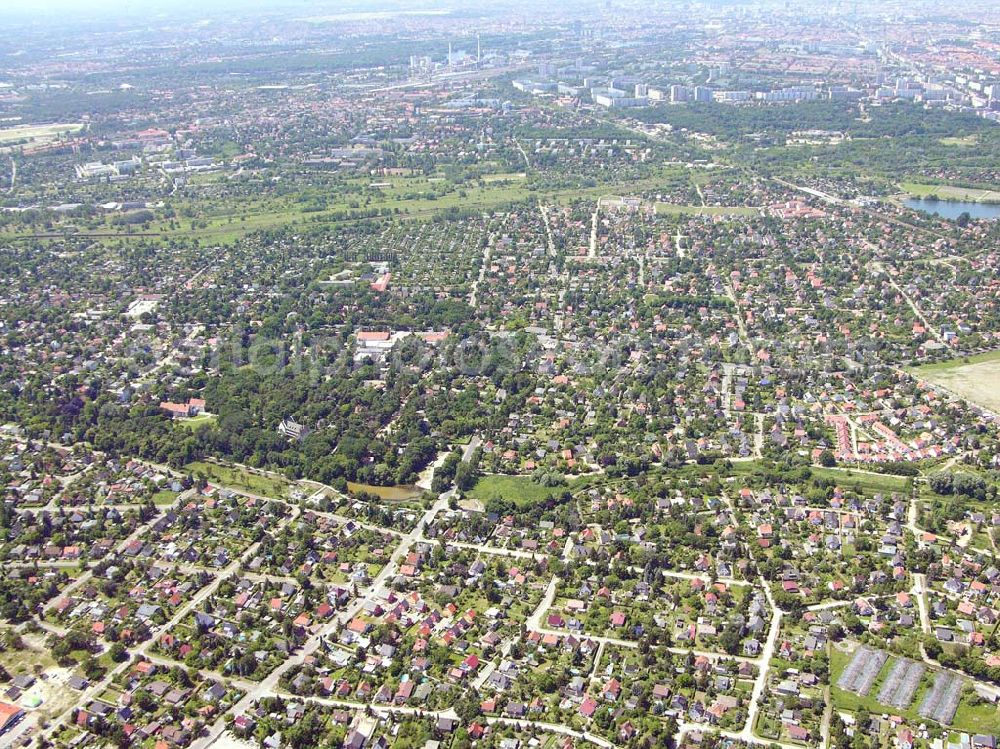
[
  {"left": 0, "top": 0, "right": 337, "bottom": 18},
  {"left": 2, "top": 0, "right": 167, "bottom": 10}
]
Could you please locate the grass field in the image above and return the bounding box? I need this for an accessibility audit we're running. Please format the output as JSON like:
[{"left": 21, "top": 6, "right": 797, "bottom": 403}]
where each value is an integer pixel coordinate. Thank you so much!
[
  {"left": 900, "top": 182, "right": 1000, "bottom": 204},
  {"left": 177, "top": 413, "right": 217, "bottom": 431},
  {"left": 0, "top": 166, "right": 692, "bottom": 245},
  {"left": 807, "top": 465, "right": 913, "bottom": 495},
  {"left": 655, "top": 203, "right": 761, "bottom": 217},
  {"left": 910, "top": 350, "right": 1000, "bottom": 414},
  {"left": 939, "top": 135, "right": 979, "bottom": 147},
  {"left": 0, "top": 122, "right": 83, "bottom": 146},
  {"left": 185, "top": 460, "right": 291, "bottom": 498},
  {"left": 0, "top": 179, "right": 532, "bottom": 245},
  {"left": 727, "top": 460, "right": 912, "bottom": 495},
  {"left": 151, "top": 489, "right": 179, "bottom": 505},
  {"left": 953, "top": 699, "right": 1000, "bottom": 734},
  {"left": 0, "top": 173, "right": 533, "bottom": 244},
  {"left": 481, "top": 172, "right": 527, "bottom": 182},
  {"left": 467, "top": 474, "right": 566, "bottom": 508}
]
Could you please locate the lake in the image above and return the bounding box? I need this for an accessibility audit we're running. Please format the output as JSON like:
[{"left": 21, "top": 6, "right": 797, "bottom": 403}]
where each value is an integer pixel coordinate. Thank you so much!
[{"left": 904, "top": 198, "right": 1000, "bottom": 221}]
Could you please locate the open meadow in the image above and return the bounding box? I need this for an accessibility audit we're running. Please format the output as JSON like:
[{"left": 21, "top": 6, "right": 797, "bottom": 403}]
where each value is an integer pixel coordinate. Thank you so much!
[{"left": 911, "top": 350, "right": 1000, "bottom": 414}]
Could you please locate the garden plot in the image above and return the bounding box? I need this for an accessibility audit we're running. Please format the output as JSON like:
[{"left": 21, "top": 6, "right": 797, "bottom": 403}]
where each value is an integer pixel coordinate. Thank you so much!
[
  {"left": 919, "top": 671, "right": 964, "bottom": 725},
  {"left": 837, "top": 646, "right": 888, "bottom": 696},
  {"left": 877, "top": 658, "right": 925, "bottom": 709}
]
